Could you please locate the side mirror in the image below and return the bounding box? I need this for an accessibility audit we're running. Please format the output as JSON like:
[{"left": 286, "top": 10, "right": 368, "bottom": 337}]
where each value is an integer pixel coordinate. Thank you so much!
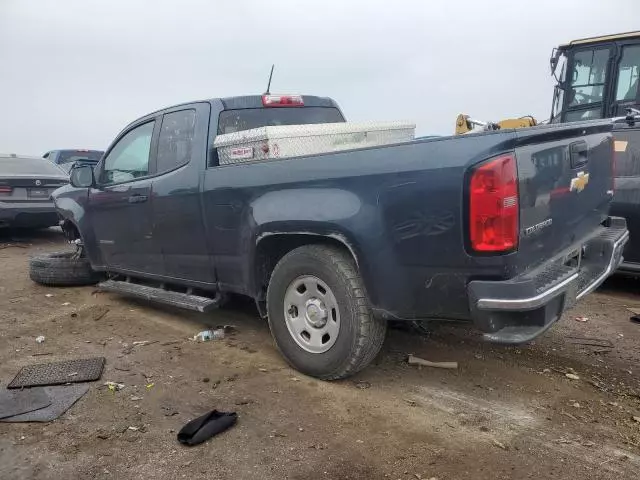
[{"left": 70, "top": 165, "right": 95, "bottom": 188}]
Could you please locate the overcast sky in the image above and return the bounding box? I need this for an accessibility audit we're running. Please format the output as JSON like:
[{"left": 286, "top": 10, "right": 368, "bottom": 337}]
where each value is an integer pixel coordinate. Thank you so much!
[{"left": 0, "top": 0, "right": 638, "bottom": 155}]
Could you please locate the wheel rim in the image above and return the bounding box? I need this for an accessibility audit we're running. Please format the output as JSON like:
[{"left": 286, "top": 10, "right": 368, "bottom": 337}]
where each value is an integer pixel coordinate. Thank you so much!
[{"left": 283, "top": 275, "right": 341, "bottom": 353}]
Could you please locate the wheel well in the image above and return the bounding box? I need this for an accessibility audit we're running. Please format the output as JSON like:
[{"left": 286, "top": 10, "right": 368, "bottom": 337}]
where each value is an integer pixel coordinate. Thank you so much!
[
  {"left": 61, "top": 219, "right": 81, "bottom": 242},
  {"left": 254, "top": 234, "right": 355, "bottom": 300}
]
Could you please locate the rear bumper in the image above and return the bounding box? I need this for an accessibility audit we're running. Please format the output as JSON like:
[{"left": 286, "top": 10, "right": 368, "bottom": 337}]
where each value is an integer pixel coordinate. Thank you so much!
[
  {"left": 0, "top": 201, "right": 59, "bottom": 227},
  {"left": 467, "top": 217, "right": 628, "bottom": 344}
]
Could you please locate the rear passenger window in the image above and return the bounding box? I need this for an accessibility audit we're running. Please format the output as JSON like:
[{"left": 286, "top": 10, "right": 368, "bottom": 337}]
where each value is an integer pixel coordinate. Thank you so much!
[{"left": 157, "top": 110, "right": 196, "bottom": 173}]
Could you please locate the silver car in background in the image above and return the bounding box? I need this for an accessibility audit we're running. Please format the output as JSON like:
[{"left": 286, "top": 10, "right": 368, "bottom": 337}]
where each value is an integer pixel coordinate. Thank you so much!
[{"left": 0, "top": 154, "right": 69, "bottom": 229}]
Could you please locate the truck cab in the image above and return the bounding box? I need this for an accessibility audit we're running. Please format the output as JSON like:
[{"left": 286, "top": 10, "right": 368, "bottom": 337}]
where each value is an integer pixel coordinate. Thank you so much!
[{"left": 56, "top": 95, "right": 345, "bottom": 279}]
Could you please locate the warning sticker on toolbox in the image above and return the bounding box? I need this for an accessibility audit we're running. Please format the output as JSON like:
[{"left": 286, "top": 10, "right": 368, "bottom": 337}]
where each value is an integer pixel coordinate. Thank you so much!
[{"left": 229, "top": 147, "right": 254, "bottom": 160}]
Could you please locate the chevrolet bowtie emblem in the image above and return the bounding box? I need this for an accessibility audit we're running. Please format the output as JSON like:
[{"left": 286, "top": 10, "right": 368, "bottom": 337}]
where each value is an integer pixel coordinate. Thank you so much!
[{"left": 570, "top": 171, "right": 589, "bottom": 193}]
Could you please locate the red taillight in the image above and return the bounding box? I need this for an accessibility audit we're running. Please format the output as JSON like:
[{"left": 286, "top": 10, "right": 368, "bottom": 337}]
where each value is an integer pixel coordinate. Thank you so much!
[
  {"left": 469, "top": 154, "right": 519, "bottom": 253},
  {"left": 0, "top": 186, "right": 12, "bottom": 194},
  {"left": 262, "top": 94, "right": 304, "bottom": 107}
]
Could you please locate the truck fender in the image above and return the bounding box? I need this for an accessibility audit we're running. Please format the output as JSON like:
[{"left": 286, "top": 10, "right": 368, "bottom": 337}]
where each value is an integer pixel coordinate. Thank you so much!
[
  {"left": 53, "top": 193, "right": 103, "bottom": 266},
  {"left": 246, "top": 188, "right": 380, "bottom": 308},
  {"left": 251, "top": 229, "right": 368, "bottom": 305},
  {"left": 256, "top": 230, "right": 360, "bottom": 267},
  {"left": 54, "top": 195, "right": 86, "bottom": 227}
]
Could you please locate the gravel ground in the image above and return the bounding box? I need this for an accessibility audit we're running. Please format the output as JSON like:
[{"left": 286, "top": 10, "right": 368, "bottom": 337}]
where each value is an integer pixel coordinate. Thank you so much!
[{"left": 0, "top": 229, "right": 639, "bottom": 480}]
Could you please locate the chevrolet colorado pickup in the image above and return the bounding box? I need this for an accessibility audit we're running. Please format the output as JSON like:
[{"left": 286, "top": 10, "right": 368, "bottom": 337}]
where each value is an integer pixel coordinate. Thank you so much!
[{"left": 30, "top": 94, "right": 628, "bottom": 380}]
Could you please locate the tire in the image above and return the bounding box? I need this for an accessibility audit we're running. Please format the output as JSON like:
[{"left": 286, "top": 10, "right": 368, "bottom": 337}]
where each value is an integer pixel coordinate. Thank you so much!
[
  {"left": 266, "top": 245, "right": 386, "bottom": 380},
  {"left": 29, "top": 251, "right": 101, "bottom": 287}
]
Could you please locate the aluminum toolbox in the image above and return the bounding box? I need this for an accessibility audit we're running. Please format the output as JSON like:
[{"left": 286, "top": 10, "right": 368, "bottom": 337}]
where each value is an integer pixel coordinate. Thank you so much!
[{"left": 214, "top": 121, "right": 415, "bottom": 165}]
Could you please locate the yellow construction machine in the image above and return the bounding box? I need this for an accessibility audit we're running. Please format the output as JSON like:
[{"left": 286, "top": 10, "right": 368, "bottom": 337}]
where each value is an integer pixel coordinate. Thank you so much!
[
  {"left": 454, "top": 114, "right": 537, "bottom": 134},
  {"left": 455, "top": 30, "right": 640, "bottom": 134}
]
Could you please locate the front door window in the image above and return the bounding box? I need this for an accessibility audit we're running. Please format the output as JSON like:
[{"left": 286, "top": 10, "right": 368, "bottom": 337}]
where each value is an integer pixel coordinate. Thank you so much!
[{"left": 100, "top": 121, "right": 155, "bottom": 185}]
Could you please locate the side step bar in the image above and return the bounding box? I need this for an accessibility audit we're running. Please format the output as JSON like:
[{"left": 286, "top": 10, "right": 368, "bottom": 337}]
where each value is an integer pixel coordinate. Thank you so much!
[{"left": 98, "top": 279, "right": 221, "bottom": 313}]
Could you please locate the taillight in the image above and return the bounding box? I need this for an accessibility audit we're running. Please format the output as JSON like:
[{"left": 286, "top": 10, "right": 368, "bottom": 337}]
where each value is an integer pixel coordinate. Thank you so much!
[
  {"left": 469, "top": 154, "right": 519, "bottom": 253},
  {"left": 262, "top": 94, "right": 304, "bottom": 107},
  {"left": 0, "top": 186, "right": 12, "bottom": 195}
]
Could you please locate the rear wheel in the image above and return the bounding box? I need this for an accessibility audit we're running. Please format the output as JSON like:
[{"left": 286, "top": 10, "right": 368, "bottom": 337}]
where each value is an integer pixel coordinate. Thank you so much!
[
  {"left": 266, "top": 245, "right": 386, "bottom": 380},
  {"left": 29, "top": 250, "right": 101, "bottom": 287}
]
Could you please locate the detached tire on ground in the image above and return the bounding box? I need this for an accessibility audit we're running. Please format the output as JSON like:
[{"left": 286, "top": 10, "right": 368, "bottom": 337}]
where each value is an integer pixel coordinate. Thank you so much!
[
  {"left": 29, "top": 251, "right": 101, "bottom": 287},
  {"left": 267, "top": 245, "right": 386, "bottom": 380}
]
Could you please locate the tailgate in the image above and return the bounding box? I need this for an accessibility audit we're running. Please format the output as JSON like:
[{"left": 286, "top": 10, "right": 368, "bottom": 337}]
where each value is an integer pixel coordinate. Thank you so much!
[{"left": 515, "top": 121, "right": 614, "bottom": 270}]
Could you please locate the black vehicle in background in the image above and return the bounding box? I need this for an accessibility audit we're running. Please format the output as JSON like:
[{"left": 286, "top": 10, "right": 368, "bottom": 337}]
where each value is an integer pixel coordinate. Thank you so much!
[
  {"left": 0, "top": 153, "right": 68, "bottom": 229},
  {"left": 43, "top": 149, "right": 104, "bottom": 173},
  {"left": 550, "top": 31, "right": 640, "bottom": 273}
]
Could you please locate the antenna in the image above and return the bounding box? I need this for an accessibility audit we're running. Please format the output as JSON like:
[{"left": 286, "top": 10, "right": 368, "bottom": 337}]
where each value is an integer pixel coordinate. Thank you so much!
[{"left": 264, "top": 64, "right": 275, "bottom": 95}]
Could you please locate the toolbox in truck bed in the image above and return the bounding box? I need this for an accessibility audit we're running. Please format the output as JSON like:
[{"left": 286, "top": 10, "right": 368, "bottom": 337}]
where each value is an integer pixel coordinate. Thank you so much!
[{"left": 213, "top": 121, "right": 415, "bottom": 165}]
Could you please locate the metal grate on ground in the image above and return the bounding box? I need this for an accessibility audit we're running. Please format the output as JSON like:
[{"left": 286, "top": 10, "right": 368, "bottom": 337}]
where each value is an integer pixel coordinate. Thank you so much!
[{"left": 8, "top": 357, "right": 105, "bottom": 389}]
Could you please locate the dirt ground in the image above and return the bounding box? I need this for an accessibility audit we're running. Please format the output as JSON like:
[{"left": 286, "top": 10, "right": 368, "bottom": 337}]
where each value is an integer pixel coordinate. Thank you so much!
[{"left": 1, "top": 230, "right": 639, "bottom": 480}]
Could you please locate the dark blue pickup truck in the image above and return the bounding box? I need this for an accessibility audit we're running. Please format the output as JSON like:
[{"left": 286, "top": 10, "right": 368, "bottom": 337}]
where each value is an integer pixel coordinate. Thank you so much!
[{"left": 30, "top": 94, "right": 628, "bottom": 379}]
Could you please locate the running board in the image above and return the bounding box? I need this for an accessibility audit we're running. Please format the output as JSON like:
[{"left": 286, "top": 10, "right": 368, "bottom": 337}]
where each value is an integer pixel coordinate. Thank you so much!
[{"left": 98, "top": 280, "right": 221, "bottom": 313}]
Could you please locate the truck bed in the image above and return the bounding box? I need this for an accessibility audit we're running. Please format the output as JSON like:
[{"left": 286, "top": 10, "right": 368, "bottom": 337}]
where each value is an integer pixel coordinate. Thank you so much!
[{"left": 203, "top": 119, "right": 617, "bottom": 323}]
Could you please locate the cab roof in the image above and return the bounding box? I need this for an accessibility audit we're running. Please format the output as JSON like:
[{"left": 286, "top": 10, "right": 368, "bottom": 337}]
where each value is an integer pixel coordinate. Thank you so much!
[
  {"left": 138, "top": 95, "right": 339, "bottom": 121},
  {"left": 559, "top": 30, "right": 640, "bottom": 49},
  {"left": 219, "top": 95, "right": 339, "bottom": 110}
]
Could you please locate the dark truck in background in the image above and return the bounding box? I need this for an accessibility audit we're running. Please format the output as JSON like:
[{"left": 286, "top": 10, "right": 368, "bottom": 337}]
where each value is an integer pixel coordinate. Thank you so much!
[
  {"left": 43, "top": 149, "right": 105, "bottom": 173},
  {"left": 30, "top": 94, "right": 628, "bottom": 380},
  {"left": 548, "top": 31, "right": 640, "bottom": 273},
  {"left": 609, "top": 121, "right": 640, "bottom": 273}
]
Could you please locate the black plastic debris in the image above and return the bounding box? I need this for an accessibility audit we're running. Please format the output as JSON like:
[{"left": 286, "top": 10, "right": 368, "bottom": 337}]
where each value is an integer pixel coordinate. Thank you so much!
[{"left": 177, "top": 410, "right": 237, "bottom": 446}]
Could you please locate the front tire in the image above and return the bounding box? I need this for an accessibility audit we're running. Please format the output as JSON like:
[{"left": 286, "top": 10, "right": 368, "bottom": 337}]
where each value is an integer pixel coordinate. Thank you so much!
[{"left": 266, "top": 245, "right": 386, "bottom": 380}]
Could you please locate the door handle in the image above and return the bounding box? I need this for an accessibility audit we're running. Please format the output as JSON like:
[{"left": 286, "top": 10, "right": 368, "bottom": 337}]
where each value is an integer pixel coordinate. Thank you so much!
[
  {"left": 128, "top": 194, "right": 148, "bottom": 204},
  {"left": 569, "top": 141, "right": 588, "bottom": 169}
]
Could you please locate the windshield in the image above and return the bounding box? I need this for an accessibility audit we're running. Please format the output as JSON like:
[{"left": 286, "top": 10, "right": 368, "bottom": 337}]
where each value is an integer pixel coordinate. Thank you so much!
[
  {"left": 217, "top": 107, "right": 345, "bottom": 134},
  {"left": 0, "top": 156, "right": 66, "bottom": 176},
  {"left": 568, "top": 48, "right": 609, "bottom": 107},
  {"left": 57, "top": 150, "right": 104, "bottom": 164}
]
